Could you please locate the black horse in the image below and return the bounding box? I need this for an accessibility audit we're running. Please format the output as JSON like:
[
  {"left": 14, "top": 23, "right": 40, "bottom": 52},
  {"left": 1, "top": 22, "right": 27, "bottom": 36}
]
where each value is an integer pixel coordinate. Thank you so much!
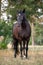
[{"left": 12, "top": 9, "right": 31, "bottom": 58}]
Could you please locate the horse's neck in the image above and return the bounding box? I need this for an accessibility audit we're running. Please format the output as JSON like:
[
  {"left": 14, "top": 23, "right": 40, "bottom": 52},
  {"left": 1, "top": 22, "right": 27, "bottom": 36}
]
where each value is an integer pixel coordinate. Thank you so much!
[{"left": 21, "top": 19, "right": 26, "bottom": 29}]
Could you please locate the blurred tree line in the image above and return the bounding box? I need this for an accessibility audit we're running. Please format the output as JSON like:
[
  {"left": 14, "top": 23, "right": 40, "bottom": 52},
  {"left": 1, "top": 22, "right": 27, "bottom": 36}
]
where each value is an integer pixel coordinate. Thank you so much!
[{"left": 0, "top": 0, "right": 43, "bottom": 49}]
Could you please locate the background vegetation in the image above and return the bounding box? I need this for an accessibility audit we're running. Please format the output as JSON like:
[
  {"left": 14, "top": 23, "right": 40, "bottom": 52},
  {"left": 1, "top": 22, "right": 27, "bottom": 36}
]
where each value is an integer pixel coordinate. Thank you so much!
[{"left": 0, "top": 0, "right": 43, "bottom": 49}]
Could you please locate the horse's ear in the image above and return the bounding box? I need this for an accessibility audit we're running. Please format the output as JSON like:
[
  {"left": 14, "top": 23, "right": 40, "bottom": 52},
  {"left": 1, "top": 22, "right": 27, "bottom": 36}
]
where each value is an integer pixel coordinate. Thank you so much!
[{"left": 22, "top": 9, "right": 25, "bottom": 13}]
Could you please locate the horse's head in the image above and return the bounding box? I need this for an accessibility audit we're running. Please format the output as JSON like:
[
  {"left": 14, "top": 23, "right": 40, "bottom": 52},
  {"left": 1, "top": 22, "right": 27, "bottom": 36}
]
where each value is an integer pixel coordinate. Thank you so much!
[
  {"left": 17, "top": 9, "right": 27, "bottom": 29},
  {"left": 17, "top": 9, "right": 26, "bottom": 22}
]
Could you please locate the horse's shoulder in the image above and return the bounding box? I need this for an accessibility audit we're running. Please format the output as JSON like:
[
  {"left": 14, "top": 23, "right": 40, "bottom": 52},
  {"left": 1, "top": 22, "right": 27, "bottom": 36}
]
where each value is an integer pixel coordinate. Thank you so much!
[{"left": 13, "top": 21, "right": 21, "bottom": 28}]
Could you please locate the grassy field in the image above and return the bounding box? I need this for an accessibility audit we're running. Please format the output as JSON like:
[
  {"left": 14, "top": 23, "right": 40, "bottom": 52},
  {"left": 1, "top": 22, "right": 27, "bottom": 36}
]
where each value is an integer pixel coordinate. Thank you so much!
[{"left": 0, "top": 46, "right": 43, "bottom": 65}]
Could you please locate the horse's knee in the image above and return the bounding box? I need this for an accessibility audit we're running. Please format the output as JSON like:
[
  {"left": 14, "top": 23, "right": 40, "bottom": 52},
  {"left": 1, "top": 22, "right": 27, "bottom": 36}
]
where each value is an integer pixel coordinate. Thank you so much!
[
  {"left": 26, "top": 47, "right": 28, "bottom": 50},
  {"left": 20, "top": 47, "right": 22, "bottom": 51},
  {"left": 14, "top": 45, "right": 17, "bottom": 50}
]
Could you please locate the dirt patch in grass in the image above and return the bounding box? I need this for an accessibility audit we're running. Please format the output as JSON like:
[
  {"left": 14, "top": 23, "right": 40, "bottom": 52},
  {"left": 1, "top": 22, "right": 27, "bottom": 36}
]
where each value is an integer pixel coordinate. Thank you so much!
[{"left": 0, "top": 49, "right": 43, "bottom": 65}]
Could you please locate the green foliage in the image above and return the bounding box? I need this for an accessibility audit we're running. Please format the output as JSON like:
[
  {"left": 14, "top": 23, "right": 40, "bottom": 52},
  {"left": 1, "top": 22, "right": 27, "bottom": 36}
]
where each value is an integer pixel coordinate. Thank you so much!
[
  {"left": 34, "top": 22, "right": 43, "bottom": 45},
  {"left": 0, "top": 0, "right": 43, "bottom": 49},
  {"left": 0, "top": 20, "right": 13, "bottom": 36},
  {"left": 0, "top": 20, "right": 13, "bottom": 49},
  {"left": 0, "top": 42, "right": 7, "bottom": 49},
  {"left": 8, "top": 0, "right": 43, "bottom": 20},
  {"left": 29, "top": 37, "right": 32, "bottom": 45}
]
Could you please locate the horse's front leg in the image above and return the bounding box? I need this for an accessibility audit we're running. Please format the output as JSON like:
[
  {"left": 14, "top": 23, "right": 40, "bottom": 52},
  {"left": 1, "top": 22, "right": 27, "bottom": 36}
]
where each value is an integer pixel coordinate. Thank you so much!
[
  {"left": 20, "top": 42, "right": 23, "bottom": 58},
  {"left": 13, "top": 39, "right": 18, "bottom": 58},
  {"left": 23, "top": 41, "right": 25, "bottom": 56},
  {"left": 14, "top": 45, "right": 17, "bottom": 58},
  {"left": 13, "top": 41, "right": 16, "bottom": 58},
  {"left": 26, "top": 41, "right": 28, "bottom": 58}
]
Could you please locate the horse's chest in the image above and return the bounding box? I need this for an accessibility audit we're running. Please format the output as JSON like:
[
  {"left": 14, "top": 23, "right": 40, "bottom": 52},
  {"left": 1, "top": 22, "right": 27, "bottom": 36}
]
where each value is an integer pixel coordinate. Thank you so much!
[{"left": 18, "top": 29, "right": 28, "bottom": 38}]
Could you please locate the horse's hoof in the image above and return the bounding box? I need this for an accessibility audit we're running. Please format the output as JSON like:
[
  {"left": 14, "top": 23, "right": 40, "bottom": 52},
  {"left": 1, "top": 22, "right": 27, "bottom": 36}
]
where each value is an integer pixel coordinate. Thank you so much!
[
  {"left": 14, "top": 54, "right": 16, "bottom": 58},
  {"left": 26, "top": 57, "right": 29, "bottom": 59},
  {"left": 14, "top": 56, "right": 16, "bottom": 58},
  {"left": 20, "top": 56, "right": 23, "bottom": 59},
  {"left": 23, "top": 55, "right": 26, "bottom": 59},
  {"left": 21, "top": 57, "right": 23, "bottom": 59}
]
